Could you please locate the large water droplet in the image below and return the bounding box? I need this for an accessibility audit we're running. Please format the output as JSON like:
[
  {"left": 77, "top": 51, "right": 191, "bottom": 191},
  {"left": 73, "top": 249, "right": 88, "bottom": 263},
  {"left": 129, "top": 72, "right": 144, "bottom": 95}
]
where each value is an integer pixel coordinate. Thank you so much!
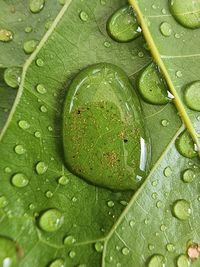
[
  {"left": 18, "top": 120, "right": 30, "bottom": 130},
  {"left": 35, "top": 162, "right": 48, "bottom": 174},
  {"left": 176, "top": 130, "right": 197, "bottom": 158},
  {"left": 0, "top": 236, "right": 18, "bottom": 266},
  {"left": 148, "top": 254, "right": 165, "bottom": 267},
  {"left": 63, "top": 235, "right": 76, "bottom": 246},
  {"left": 107, "top": 5, "right": 141, "bottom": 42},
  {"left": 49, "top": 259, "right": 64, "bottom": 267},
  {"left": 12, "top": 173, "right": 29, "bottom": 188},
  {"left": 172, "top": 199, "right": 191, "bottom": 220},
  {"left": 177, "top": 254, "right": 190, "bottom": 267},
  {"left": 39, "top": 209, "right": 64, "bottom": 232},
  {"left": 184, "top": 81, "right": 200, "bottom": 111},
  {"left": 169, "top": 0, "right": 200, "bottom": 29},
  {"left": 138, "top": 63, "right": 170, "bottom": 105},
  {"left": 23, "top": 40, "right": 38, "bottom": 54},
  {"left": 0, "top": 29, "right": 13, "bottom": 42},
  {"left": 182, "top": 169, "right": 195, "bottom": 183},
  {"left": 63, "top": 63, "right": 150, "bottom": 191},
  {"left": 14, "top": 145, "right": 26, "bottom": 155},
  {"left": 160, "top": 22, "right": 172, "bottom": 37},
  {"left": 4, "top": 67, "right": 22, "bottom": 88},
  {"left": 29, "top": 0, "right": 45, "bottom": 13}
]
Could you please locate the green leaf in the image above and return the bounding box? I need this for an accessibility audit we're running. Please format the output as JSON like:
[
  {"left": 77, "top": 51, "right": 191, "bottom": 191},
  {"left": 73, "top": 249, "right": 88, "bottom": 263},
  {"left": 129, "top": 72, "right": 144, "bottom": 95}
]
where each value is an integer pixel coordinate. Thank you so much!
[{"left": 129, "top": 0, "right": 200, "bottom": 153}]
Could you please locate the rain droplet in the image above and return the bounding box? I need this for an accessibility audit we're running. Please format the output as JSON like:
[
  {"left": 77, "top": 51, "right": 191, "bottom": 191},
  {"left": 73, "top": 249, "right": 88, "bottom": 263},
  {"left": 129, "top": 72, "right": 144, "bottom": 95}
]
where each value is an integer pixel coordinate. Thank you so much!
[
  {"left": 107, "top": 5, "right": 141, "bottom": 42},
  {"left": 0, "top": 196, "right": 8, "bottom": 208},
  {"left": 69, "top": 250, "right": 76, "bottom": 258},
  {"left": 14, "top": 145, "right": 26, "bottom": 155},
  {"left": 152, "top": 192, "right": 158, "bottom": 200},
  {"left": 18, "top": 120, "right": 30, "bottom": 130},
  {"left": 49, "top": 259, "right": 64, "bottom": 267},
  {"left": 148, "top": 254, "right": 166, "bottom": 267},
  {"left": 94, "top": 242, "right": 104, "bottom": 252},
  {"left": 79, "top": 11, "right": 89, "bottom": 22},
  {"left": 160, "top": 22, "right": 172, "bottom": 37},
  {"left": 163, "top": 166, "right": 172, "bottom": 177},
  {"left": 36, "top": 84, "right": 47, "bottom": 94},
  {"left": 169, "top": 0, "right": 200, "bottom": 29},
  {"left": 5, "top": 167, "right": 12, "bottom": 173},
  {"left": 25, "top": 26, "right": 33, "bottom": 33},
  {"left": 177, "top": 254, "right": 190, "bottom": 267},
  {"left": 107, "top": 201, "right": 114, "bottom": 208},
  {"left": 148, "top": 244, "right": 155, "bottom": 251},
  {"left": 166, "top": 243, "right": 175, "bottom": 252},
  {"left": 176, "top": 70, "right": 182, "bottom": 78},
  {"left": 182, "top": 169, "right": 195, "bottom": 183},
  {"left": 36, "top": 58, "right": 44, "bottom": 67},
  {"left": 4, "top": 67, "right": 22, "bottom": 88},
  {"left": 104, "top": 41, "right": 111, "bottom": 48},
  {"left": 122, "top": 247, "right": 130, "bottom": 255},
  {"left": 29, "top": 0, "right": 45, "bottom": 13},
  {"left": 129, "top": 220, "right": 135, "bottom": 227},
  {"left": 0, "top": 236, "right": 18, "bottom": 266},
  {"left": 58, "top": 175, "right": 69, "bottom": 185},
  {"left": 45, "top": 191, "right": 53, "bottom": 198},
  {"left": 63, "top": 235, "right": 76, "bottom": 246},
  {"left": 160, "top": 224, "right": 167, "bottom": 232},
  {"left": 23, "top": 39, "right": 38, "bottom": 54},
  {"left": 138, "top": 63, "right": 170, "bottom": 105},
  {"left": 12, "top": 173, "right": 29, "bottom": 188},
  {"left": 161, "top": 119, "right": 169, "bottom": 127},
  {"left": 156, "top": 201, "right": 162, "bottom": 208},
  {"left": 34, "top": 131, "right": 41, "bottom": 138},
  {"left": 40, "top": 105, "right": 47, "bottom": 113},
  {"left": 0, "top": 29, "right": 13, "bottom": 42},
  {"left": 172, "top": 199, "right": 191, "bottom": 220},
  {"left": 39, "top": 209, "right": 64, "bottom": 232},
  {"left": 35, "top": 161, "right": 48, "bottom": 174},
  {"left": 176, "top": 130, "right": 197, "bottom": 159},
  {"left": 184, "top": 81, "right": 200, "bottom": 111}
]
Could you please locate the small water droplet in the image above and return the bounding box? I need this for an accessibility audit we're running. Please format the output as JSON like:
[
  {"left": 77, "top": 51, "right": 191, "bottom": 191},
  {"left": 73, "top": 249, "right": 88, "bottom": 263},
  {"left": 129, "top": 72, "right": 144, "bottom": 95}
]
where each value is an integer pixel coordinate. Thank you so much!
[
  {"left": 129, "top": 220, "right": 135, "bottom": 227},
  {"left": 5, "top": 167, "right": 12, "bottom": 173},
  {"left": 122, "top": 247, "right": 129, "bottom": 255},
  {"left": 177, "top": 254, "right": 190, "bottom": 267},
  {"left": 94, "top": 242, "right": 104, "bottom": 252},
  {"left": 163, "top": 166, "right": 172, "bottom": 177},
  {"left": 160, "top": 22, "right": 172, "bottom": 37},
  {"left": 0, "top": 29, "right": 13, "bottom": 42},
  {"left": 0, "top": 196, "right": 8, "bottom": 208},
  {"left": 182, "top": 169, "right": 195, "bottom": 183},
  {"left": 63, "top": 235, "right": 76, "bottom": 246},
  {"left": 36, "top": 58, "right": 44, "bottom": 67},
  {"left": 40, "top": 105, "right": 47, "bottom": 113},
  {"left": 39, "top": 209, "right": 64, "bottom": 232},
  {"left": 18, "top": 120, "right": 30, "bottom": 130},
  {"left": 79, "top": 11, "right": 89, "bottom": 22},
  {"left": 175, "top": 33, "right": 181, "bottom": 38},
  {"left": 0, "top": 236, "right": 18, "bottom": 265},
  {"left": 172, "top": 199, "right": 191, "bottom": 220},
  {"left": 161, "top": 8, "right": 167, "bottom": 14},
  {"left": 58, "top": 175, "right": 69, "bottom": 185},
  {"left": 176, "top": 70, "right": 182, "bottom": 78},
  {"left": 14, "top": 145, "right": 26, "bottom": 155},
  {"left": 23, "top": 39, "right": 38, "bottom": 54},
  {"left": 4, "top": 67, "right": 22, "bottom": 88},
  {"left": 120, "top": 200, "right": 128, "bottom": 206},
  {"left": 36, "top": 84, "right": 47, "bottom": 94},
  {"left": 156, "top": 201, "right": 162, "bottom": 208},
  {"left": 29, "top": 0, "right": 45, "bottom": 13},
  {"left": 69, "top": 250, "right": 76, "bottom": 258},
  {"left": 107, "top": 200, "right": 114, "bottom": 208},
  {"left": 166, "top": 243, "right": 175, "bottom": 252},
  {"left": 49, "top": 258, "right": 64, "bottom": 267},
  {"left": 148, "top": 244, "right": 155, "bottom": 251},
  {"left": 34, "top": 131, "right": 41, "bottom": 138},
  {"left": 160, "top": 224, "right": 167, "bottom": 232},
  {"left": 25, "top": 26, "right": 33, "bottom": 33},
  {"left": 148, "top": 254, "right": 166, "bottom": 267},
  {"left": 184, "top": 81, "right": 200, "bottom": 111},
  {"left": 12, "top": 173, "right": 29, "bottom": 188},
  {"left": 152, "top": 192, "right": 158, "bottom": 200},
  {"left": 176, "top": 130, "right": 197, "bottom": 158},
  {"left": 152, "top": 180, "right": 158, "bottom": 187},
  {"left": 45, "top": 191, "right": 53, "bottom": 198},
  {"left": 161, "top": 119, "right": 169, "bottom": 127},
  {"left": 35, "top": 161, "right": 48, "bottom": 174},
  {"left": 104, "top": 41, "right": 111, "bottom": 48},
  {"left": 138, "top": 51, "right": 144, "bottom": 58}
]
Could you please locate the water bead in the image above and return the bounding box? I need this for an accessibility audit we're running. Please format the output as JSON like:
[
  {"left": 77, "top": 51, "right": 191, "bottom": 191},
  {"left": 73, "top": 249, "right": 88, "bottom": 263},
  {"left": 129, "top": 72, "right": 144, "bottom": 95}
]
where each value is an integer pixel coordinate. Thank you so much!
[
  {"left": 35, "top": 161, "right": 48, "bottom": 174},
  {"left": 36, "top": 84, "right": 47, "bottom": 94},
  {"left": 58, "top": 175, "right": 69, "bottom": 185},
  {"left": 12, "top": 173, "right": 29, "bottom": 188},
  {"left": 172, "top": 199, "right": 191, "bottom": 220},
  {"left": 148, "top": 254, "right": 166, "bottom": 267},
  {"left": 49, "top": 259, "right": 64, "bottom": 267},
  {"left": 0, "top": 236, "right": 18, "bottom": 266},
  {"left": 0, "top": 29, "right": 13, "bottom": 42},
  {"left": 29, "top": 0, "right": 45, "bottom": 13},
  {"left": 94, "top": 242, "right": 104, "bottom": 252},
  {"left": 18, "top": 120, "right": 30, "bottom": 130},
  {"left": 176, "top": 130, "right": 197, "bottom": 158},
  {"left": 39, "top": 209, "right": 64, "bottom": 232},
  {"left": 79, "top": 11, "right": 89, "bottom": 22},
  {"left": 184, "top": 81, "right": 200, "bottom": 112},
  {"left": 4, "top": 67, "right": 22, "bottom": 88},
  {"left": 182, "top": 169, "right": 195, "bottom": 183},
  {"left": 23, "top": 40, "right": 38, "bottom": 54},
  {"left": 63, "top": 235, "right": 76, "bottom": 246},
  {"left": 177, "top": 254, "right": 190, "bottom": 267},
  {"left": 160, "top": 22, "right": 172, "bottom": 37}
]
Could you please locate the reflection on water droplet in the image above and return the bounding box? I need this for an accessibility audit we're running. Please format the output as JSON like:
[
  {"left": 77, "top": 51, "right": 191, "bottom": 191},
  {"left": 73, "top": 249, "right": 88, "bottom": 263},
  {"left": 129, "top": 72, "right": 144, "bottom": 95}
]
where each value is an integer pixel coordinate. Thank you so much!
[
  {"left": 25, "top": 26, "right": 32, "bottom": 33},
  {"left": 160, "top": 224, "right": 167, "bottom": 232},
  {"left": 18, "top": 120, "right": 30, "bottom": 130},
  {"left": 169, "top": 0, "right": 200, "bottom": 29},
  {"left": 23, "top": 39, "right": 38, "bottom": 54},
  {"left": 29, "top": 0, "right": 45, "bottom": 13},
  {"left": 172, "top": 199, "right": 191, "bottom": 220},
  {"left": 49, "top": 258, "right": 64, "bottom": 267},
  {"left": 94, "top": 242, "right": 104, "bottom": 252},
  {"left": 177, "top": 254, "right": 190, "bottom": 267},
  {"left": 0, "top": 29, "right": 13, "bottom": 42},
  {"left": 12, "top": 173, "right": 29, "bottom": 188},
  {"left": 182, "top": 169, "right": 195, "bottom": 183},
  {"left": 4, "top": 67, "right": 22, "bottom": 88},
  {"left": 79, "top": 11, "right": 89, "bottom": 22},
  {"left": 138, "top": 63, "right": 170, "bottom": 105},
  {"left": 184, "top": 81, "right": 200, "bottom": 111},
  {"left": 160, "top": 22, "right": 172, "bottom": 37},
  {"left": 35, "top": 161, "right": 48, "bottom": 174},
  {"left": 148, "top": 254, "right": 166, "bottom": 267},
  {"left": 107, "top": 5, "right": 141, "bottom": 43},
  {"left": 39, "top": 209, "right": 64, "bottom": 232},
  {"left": 34, "top": 131, "right": 41, "bottom": 138},
  {"left": 176, "top": 130, "right": 197, "bottom": 159}
]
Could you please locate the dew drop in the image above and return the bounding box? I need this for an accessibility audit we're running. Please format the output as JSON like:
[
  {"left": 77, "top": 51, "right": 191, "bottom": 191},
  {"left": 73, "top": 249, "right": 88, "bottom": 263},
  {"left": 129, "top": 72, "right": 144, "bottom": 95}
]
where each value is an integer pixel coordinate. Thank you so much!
[
  {"left": 36, "top": 58, "right": 44, "bottom": 67},
  {"left": 94, "top": 242, "right": 104, "bottom": 252},
  {"left": 39, "top": 209, "right": 64, "bottom": 232},
  {"left": 23, "top": 39, "right": 38, "bottom": 54},
  {"left": 12, "top": 173, "right": 29, "bottom": 188},
  {"left": 45, "top": 191, "right": 53, "bottom": 198},
  {"left": 138, "top": 63, "right": 170, "bottom": 105},
  {"left": 152, "top": 192, "right": 158, "bottom": 200},
  {"left": 0, "top": 196, "right": 8, "bottom": 208},
  {"left": 104, "top": 41, "right": 111, "bottom": 48},
  {"left": 63, "top": 235, "right": 76, "bottom": 246},
  {"left": 172, "top": 199, "right": 191, "bottom": 220},
  {"left": 29, "top": 0, "right": 45, "bottom": 13},
  {"left": 58, "top": 175, "right": 69, "bottom": 185},
  {"left": 40, "top": 105, "right": 47, "bottom": 113},
  {"left": 156, "top": 201, "right": 162, "bottom": 208},
  {"left": 122, "top": 247, "right": 130, "bottom": 255},
  {"left": 177, "top": 254, "right": 190, "bottom": 267},
  {"left": 176, "top": 70, "right": 182, "bottom": 78},
  {"left": 34, "top": 131, "right": 41, "bottom": 138},
  {"left": 36, "top": 84, "right": 47, "bottom": 94},
  {"left": 161, "top": 8, "right": 167, "bottom": 14},
  {"left": 161, "top": 119, "right": 169, "bottom": 127},
  {"left": 25, "top": 26, "right": 33, "bottom": 33},
  {"left": 35, "top": 161, "right": 48, "bottom": 174},
  {"left": 107, "top": 5, "right": 141, "bottom": 42},
  {"left": 129, "top": 220, "right": 135, "bottom": 227},
  {"left": 148, "top": 244, "right": 155, "bottom": 251},
  {"left": 120, "top": 200, "right": 128, "bottom": 206},
  {"left": 0, "top": 236, "right": 18, "bottom": 266},
  {"left": 184, "top": 81, "right": 200, "bottom": 111},
  {"left": 160, "top": 224, "right": 167, "bottom": 232},
  {"left": 79, "top": 11, "right": 89, "bottom": 22},
  {"left": 163, "top": 166, "right": 172, "bottom": 177},
  {"left": 4, "top": 67, "right": 22, "bottom": 88},
  {"left": 169, "top": 0, "right": 200, "bottom": 29},
  {"left": 18, "top": 120, "right": 30, "bottom": 130},
  {"left": 69, "top": 250, "right": 76, "bottom": 258},
  {"left": 148, "top": 254, "right": 166, "bottom": 267},
  {"left": 14, "top": 145, "right": 26, "bottom": 155},
  {"left": 160, "top": 22, "right": 172, "bottom": 37},
  {"left": 49, "top": 259, "right": 64, "bottom": 267},
  {"left": 5, "top": 167, "right": 12, "bottom": 173},
  {"left": 182, "top": 169, "right": 195, "bottom": 183},
  {"left": 166, "top": 243, "right": 175, "bottom": 252},
  {"left": 107, "top": 200, "right": 114, "bottom": 208},
  {"left": 0, "top": 29, "right": 13, "bottom": 42},
  {"left": 176, "top": 130, "right": 197, "bottom": 159}
]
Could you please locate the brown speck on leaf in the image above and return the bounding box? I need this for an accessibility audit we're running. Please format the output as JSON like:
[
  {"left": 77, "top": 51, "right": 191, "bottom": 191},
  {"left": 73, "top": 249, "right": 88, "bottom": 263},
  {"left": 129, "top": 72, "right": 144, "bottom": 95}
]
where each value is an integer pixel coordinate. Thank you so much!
[
  {"left": 103, "top": 151, "right": 118, "bottom": 167},
  {"left": 187, "top": 244, "right": 200, "bottom": 260}
]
